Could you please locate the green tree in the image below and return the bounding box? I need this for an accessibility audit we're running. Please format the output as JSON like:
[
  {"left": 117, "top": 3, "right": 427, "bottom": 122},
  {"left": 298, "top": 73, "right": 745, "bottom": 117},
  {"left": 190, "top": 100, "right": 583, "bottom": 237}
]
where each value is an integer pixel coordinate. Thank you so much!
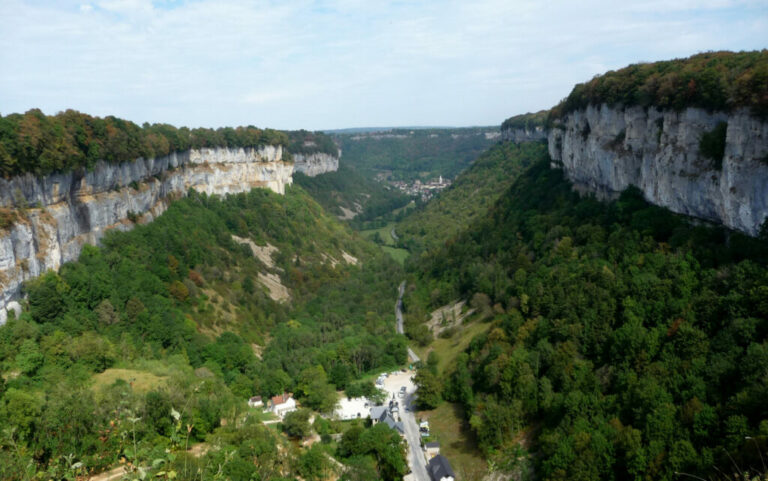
[
  {"left": 298, "top": 365, "right": 338, "bottom": 413},
  {"left": 298, "top": 444, "right": 333, "bottom": 481},
  {"left": 414, "top": 367, "right": 442, "bottom": 409},
  {"left": 282, "top": 408, "right": 312, "bottom": 438},
  {"left": 15, "top": 339, "right": 43, "bottom": 376}
]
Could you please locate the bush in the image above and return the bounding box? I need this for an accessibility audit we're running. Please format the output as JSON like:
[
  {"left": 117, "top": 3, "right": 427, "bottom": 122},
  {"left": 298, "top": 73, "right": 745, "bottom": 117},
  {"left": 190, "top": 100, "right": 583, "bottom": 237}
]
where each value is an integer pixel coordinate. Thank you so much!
[{"left": 282, "top": 408, "right": 312, "bottom": 438}]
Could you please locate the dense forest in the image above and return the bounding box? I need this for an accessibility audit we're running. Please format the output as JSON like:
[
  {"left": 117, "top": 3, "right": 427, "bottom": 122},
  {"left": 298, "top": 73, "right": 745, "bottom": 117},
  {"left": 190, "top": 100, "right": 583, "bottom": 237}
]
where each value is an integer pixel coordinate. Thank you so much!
[
  {"left": 396, "top": 141, "right": 548, "bottom": 256},
  {"left": 501, "top": 111, "right": 548, "bottom": 132},
  {"left": 0, "top": 109, "right": 336, "bottom": 177},
  {"left": 0, "top": 185, "right": 407, "bottom": 480},
  {"left": 333, "top": 128, "right": 498, "bottom": 182},
  {"left": 405, "top": 152, "right": 768, "bottom": 480},
  {"left": 293, "top": 163, "right": 411, "bottom": 222},
  {"left": 549, "top": 50, "right": 768, "bottom": 119}
]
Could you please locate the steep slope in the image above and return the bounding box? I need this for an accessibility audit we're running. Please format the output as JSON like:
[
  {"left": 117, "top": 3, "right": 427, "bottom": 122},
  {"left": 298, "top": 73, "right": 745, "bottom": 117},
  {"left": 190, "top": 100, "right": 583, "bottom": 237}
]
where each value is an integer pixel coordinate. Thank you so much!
[
  {"left": 546, "top": 50, "right": 768, "bottom": 236},
  {"left": 0, "top": 146, "right": 292, "bottom": 323},
  {"left": 288, "top": 129, "right": 341, "bottom": 176},
  {"left": 293, "top": 162, "right": 410, "bottom": 221},
  {"left": 0, "top": 184, "right": 406, "bottom": 477},
  {"left": 0, "top": 111, "right": 341, "bottom": 323},
  {"left": 407, "top": 158, "right": 768, "bottom": 480},
  {"left": 397, "top": 141, "right": 548, "bottom": 254}
]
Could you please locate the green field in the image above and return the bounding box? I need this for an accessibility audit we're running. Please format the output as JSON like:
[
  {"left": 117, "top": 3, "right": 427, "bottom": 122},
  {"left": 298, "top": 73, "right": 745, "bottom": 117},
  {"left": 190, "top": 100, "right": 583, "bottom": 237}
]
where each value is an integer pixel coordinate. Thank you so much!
[
  {"left": 412, "top": 320, "right": 491, "bottom": 375},
  {"left": 360, "top": 221, "right": 410, "bottom": 264},
  {"left": 419, "top": 403, "right": 487, "bottom": 480},
  {"left": 360, "top": 222, "right": 397, "bottom": 246},
  {"left": 92, "top": 368, "right": 167, "bottom": 393},
  {"left": 381, "top": 246, "right": 409, "bottom": 265}
]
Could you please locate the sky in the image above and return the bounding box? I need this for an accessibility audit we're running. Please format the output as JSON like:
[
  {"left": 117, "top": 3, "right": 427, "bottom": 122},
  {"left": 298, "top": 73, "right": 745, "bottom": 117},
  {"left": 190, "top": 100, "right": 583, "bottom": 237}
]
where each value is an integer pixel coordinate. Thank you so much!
[{"left": 0, "top": 0, "right": 766, "bottom": 130}]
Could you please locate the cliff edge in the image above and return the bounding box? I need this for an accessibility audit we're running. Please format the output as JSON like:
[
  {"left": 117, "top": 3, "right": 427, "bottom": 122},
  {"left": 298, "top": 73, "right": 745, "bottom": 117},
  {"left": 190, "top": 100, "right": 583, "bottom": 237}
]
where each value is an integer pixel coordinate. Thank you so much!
[{"left": 0, "top": 145, "right": 291, "bottom": 323}]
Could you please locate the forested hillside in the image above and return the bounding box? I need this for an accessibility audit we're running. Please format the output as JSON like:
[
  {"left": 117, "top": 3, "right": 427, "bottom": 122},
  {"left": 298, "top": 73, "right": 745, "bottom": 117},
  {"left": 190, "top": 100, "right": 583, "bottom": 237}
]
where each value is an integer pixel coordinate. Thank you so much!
[
  {"left": 406, "top": 156, "right": 768, "bottom": 480},
  {"left": 293, "top": 163, "right": 410, "bottom": 222},
  {"left": 334, "top": 128, "right": 498, "bottom": 182},
  {"left": 396, "top": 141, "right": 548, "bottom": 255},
  {"left": 0, "top": 185, "right": 406, "bottom": 479}
]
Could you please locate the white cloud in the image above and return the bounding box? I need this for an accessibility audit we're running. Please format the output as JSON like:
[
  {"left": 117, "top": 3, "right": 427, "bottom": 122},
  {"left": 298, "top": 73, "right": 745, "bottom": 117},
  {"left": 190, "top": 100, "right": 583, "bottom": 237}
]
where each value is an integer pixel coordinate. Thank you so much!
[{"left": 0, "top": 0, "right": 765, "bottom": 129}]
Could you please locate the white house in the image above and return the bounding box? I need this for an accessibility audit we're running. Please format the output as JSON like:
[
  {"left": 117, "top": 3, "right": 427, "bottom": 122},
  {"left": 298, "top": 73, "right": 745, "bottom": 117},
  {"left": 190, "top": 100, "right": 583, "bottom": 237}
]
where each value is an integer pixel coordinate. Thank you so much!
[
  {"left": 248, "top": 396, "right": 263, "bottom": 408},
  {"left": 270, "top": 393, "right": 297, "bottom": 418}
]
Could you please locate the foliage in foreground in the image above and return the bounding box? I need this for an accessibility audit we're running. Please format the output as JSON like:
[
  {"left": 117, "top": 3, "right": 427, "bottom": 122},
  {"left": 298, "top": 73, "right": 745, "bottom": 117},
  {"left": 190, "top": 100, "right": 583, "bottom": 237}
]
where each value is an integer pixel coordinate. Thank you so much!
[{"left": 0, "top": 185, "right": 406, "bottom": 477}]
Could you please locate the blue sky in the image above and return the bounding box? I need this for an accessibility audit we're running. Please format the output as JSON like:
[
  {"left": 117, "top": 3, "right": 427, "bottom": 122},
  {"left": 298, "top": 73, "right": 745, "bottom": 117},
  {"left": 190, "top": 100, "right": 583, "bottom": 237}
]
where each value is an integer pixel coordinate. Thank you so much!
[{"left": 0, "top": 0, "right": 766, "bottom": 130}]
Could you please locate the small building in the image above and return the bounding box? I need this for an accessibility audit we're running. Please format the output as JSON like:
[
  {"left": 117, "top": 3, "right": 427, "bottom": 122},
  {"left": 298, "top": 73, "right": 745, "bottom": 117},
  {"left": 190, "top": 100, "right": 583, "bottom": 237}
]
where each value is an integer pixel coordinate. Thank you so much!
[
  {"left": 269, "top": 392, "right": 297, "bottom": 418},
  {"left": 370, "top": 406, "right": 404, "bottom": 436},
  {"left": 370, "top": 405, "right": 388, "bottom": 422},
  {"left": 425, "top": 441, "right": 440, "bottom": 459},
  {"left": 248, "top": 396, "right": 263, "bottom": 408},
  {"left": 427, "top": 455, "right": 455, "bottom": 481}
]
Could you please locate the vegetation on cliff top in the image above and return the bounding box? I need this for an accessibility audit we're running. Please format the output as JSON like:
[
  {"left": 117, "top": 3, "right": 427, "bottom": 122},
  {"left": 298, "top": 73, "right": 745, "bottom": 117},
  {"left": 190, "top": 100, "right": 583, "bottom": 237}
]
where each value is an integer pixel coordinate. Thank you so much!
[
  {"left": 501, "top": 110, "right": 548, "bottom": 132},
  {"left": 0, "top": 109, "right": 336, "bottom": 178},
  {"left": 550, "top": 50, "right": 768, "bottom": 119},
  {"left": 287, "top": 129, "right": 340, "bottom": 157}
]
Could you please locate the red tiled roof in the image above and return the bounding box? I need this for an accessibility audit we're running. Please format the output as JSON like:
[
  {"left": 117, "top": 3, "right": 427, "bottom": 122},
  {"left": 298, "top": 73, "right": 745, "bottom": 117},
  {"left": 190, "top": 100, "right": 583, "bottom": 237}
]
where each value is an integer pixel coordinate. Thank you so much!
[{"left": 271, "top": 393, "right": 292, "bottom": 405}]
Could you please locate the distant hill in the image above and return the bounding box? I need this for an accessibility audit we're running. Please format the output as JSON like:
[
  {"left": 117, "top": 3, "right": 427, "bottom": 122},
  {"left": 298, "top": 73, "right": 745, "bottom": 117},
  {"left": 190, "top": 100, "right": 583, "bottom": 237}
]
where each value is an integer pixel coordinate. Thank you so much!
[{"left": 334, "top": 127, "right": 500, "bottom": 183}]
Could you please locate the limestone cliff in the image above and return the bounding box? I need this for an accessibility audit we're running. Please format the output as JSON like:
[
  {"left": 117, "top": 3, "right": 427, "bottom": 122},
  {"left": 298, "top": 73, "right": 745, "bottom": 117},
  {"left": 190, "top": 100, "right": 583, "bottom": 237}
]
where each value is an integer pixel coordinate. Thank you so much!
[
  {"left": 501, "top": 126, "right": 547, "bottom": 143},
  {"left": 547, "top": 104, "right": 768, "bottom": 237},
  {"left": 293, "top": 151, "right": 340, "bottom": 176},
  {"left": 0, "top": 146, "right": 292, "bottom": 323}
]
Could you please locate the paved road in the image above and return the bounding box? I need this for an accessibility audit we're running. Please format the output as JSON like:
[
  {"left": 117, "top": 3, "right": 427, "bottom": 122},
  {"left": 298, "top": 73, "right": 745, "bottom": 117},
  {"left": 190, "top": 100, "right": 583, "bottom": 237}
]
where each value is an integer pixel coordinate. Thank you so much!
[
  {"left": 382, "top": 371, "right": 430, "bottom": 481},
  {"left": 395, "top": 281, "right": 420, "bottom": 363},
  {"left": 402, "top": 391, "right": 430, "bottom": 481},
  {"left": 391, "top": 227, "right": 400, "bottom": 242},
  {"left": 393, "top": 281, "right": 429, "bottom": 481}
]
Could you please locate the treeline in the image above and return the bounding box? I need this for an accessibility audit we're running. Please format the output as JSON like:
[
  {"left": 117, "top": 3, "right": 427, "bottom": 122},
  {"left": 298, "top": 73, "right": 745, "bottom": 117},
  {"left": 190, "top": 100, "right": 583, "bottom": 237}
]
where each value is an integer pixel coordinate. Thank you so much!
[
  {"left": 0, "top": 109, "right": 336, "bottom": 177},
  {"left": 0, "top": 185, "right": 406, "bottom": 477},
  {"left": 288, "top": 129, "right": 339, "bottom": 156},
  {"left": 550, "top": 50, "right": 768, "bottom": 120},
  {"left": 334, "top": 127, "right": 497, "bottom": 182},
  {"left": 408, "top": 156, "right": 768, "bottom": 479},
  {"left": 501, "top": 110, "right": 548, "bottom": 132}
]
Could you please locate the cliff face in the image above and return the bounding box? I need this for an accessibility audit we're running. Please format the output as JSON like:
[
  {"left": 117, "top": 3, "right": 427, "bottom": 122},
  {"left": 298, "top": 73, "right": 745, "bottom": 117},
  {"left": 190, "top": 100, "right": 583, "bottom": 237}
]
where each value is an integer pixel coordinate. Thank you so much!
[
  {"left": 293, "top": 152, "right": 340, "bottom": 176},
  {"left": 0, "top": 146, "right": 292, "bottom": 323},
  {"left": 501, "top": 126, "right": 547, "bottom": 143},
  {"left": 548, "top": 104, "right": 768, "bottom": 236}
]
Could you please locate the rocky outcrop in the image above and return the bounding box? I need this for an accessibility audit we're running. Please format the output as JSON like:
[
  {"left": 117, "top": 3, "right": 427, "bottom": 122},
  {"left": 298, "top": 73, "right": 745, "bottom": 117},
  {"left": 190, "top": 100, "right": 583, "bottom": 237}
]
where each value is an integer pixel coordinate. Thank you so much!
[
  {"left": 0, "top": 146, "right": 292, "bottom": 323},
  {"left": 293, "top": 152, "right": 340, "bottom": 176},
  {"left": 501, "top": 126, "right": 547, "bottom": 143},
  {"left": 548, "top": 104, "right": 768, "bottom": 237}
]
